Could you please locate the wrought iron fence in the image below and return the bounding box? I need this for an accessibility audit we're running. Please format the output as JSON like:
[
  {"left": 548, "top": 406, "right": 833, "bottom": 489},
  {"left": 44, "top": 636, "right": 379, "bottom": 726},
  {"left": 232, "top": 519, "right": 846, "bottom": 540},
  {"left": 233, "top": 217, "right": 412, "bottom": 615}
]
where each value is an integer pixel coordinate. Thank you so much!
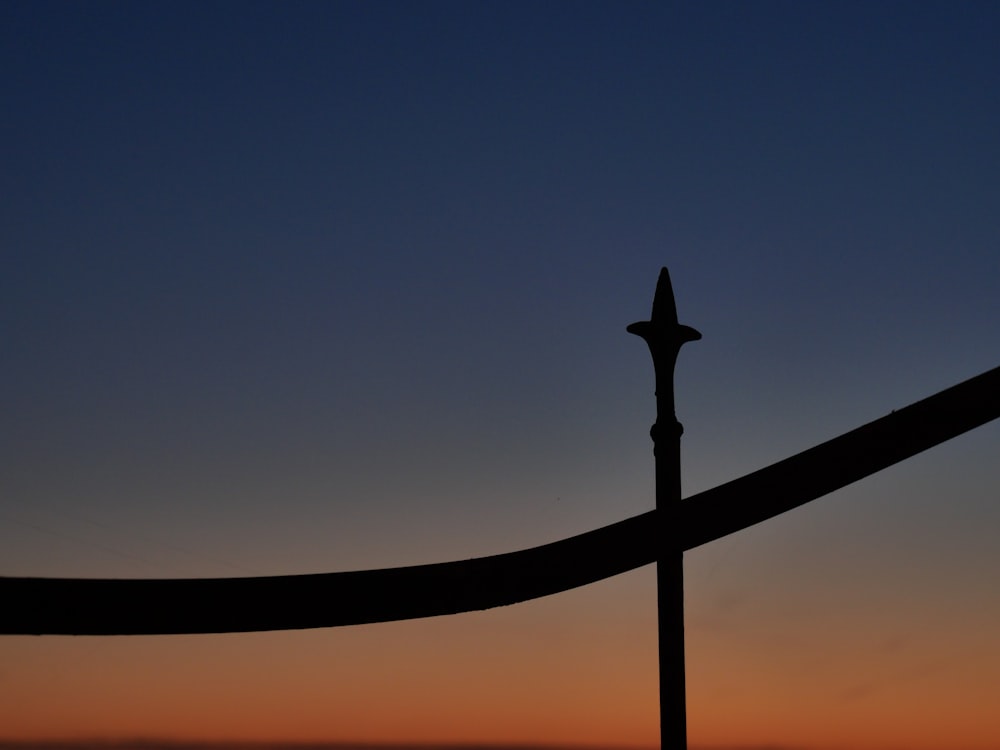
[{"left": 4, "top": 268, "right": 998, "bottom": 750}]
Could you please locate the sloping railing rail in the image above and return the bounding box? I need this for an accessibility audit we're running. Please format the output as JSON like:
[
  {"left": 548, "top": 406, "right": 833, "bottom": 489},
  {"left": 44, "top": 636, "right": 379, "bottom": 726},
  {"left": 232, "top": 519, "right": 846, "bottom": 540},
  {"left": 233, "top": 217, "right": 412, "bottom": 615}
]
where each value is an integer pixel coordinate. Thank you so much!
[{"left": 3, "top": 361, "right": 998, "bottom": 636}]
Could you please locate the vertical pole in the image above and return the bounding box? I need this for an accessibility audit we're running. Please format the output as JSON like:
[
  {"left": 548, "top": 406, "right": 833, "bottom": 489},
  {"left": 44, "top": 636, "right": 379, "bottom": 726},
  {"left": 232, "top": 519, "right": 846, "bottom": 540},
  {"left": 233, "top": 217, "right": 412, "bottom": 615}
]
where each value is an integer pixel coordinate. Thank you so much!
[{"left": 628, "top": 268, "right": 700, "bottom": 750}]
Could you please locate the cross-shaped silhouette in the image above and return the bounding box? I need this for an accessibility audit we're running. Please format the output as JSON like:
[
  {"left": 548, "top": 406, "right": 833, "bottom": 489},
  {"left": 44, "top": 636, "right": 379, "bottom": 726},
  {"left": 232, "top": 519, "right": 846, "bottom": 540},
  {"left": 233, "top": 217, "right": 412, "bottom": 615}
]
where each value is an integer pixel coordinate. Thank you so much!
[{"left": 3, "top": 268, "right": 998, "bottom": 749}]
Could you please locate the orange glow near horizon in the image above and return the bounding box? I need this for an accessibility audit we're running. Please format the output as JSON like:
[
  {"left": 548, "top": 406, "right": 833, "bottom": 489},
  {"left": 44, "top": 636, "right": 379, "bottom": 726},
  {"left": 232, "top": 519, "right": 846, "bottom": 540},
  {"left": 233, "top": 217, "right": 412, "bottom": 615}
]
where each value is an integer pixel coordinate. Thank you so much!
[
  {"left": 4, "top": 564, "right": 1000, "bottom": 750},
  {"left": 2, "top": 575, "right": 658, "bottom": 747}
]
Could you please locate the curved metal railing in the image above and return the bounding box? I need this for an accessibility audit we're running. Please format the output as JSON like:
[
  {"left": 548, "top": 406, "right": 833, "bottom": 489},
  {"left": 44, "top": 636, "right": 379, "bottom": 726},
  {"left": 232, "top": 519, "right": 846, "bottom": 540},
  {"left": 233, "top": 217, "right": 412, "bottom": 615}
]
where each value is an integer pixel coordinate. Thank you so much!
[{"left": 4, "top": 363, "right": 997, "bottom": 636}]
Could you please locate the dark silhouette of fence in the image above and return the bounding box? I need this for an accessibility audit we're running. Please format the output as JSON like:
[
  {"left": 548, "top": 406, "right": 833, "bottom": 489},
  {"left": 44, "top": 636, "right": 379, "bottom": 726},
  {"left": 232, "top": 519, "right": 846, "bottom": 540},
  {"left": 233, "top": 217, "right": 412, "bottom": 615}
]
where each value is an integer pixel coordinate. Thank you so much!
[{"left": 3, "top": 268, "right": 999, "bottom": 750}]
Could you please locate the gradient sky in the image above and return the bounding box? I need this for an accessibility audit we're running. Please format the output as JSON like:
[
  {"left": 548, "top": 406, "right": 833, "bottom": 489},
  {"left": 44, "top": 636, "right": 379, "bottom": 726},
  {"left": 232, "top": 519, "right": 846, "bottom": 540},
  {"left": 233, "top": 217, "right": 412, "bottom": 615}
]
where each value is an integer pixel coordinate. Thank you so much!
[{"left": 2, "top": 2, "right": 999, "bottom": 749}]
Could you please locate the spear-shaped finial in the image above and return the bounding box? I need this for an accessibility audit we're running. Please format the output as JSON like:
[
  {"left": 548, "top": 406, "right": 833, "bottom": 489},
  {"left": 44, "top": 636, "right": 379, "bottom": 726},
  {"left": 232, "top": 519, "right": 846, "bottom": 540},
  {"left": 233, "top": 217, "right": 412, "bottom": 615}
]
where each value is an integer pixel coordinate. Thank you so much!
[
  {"left": 627, "top": 267, "right": 701, "bottom": 422},
  {"left": 627, "top": 267, "right": 701, "bottom": 355}
]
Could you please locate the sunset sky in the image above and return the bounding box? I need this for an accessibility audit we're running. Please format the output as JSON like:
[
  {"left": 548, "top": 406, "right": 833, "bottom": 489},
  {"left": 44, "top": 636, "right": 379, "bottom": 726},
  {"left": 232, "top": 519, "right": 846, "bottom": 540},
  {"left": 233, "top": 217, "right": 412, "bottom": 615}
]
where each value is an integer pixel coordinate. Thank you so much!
[{"left": 2, "top": 2, "right": 999, "bottom": 749}]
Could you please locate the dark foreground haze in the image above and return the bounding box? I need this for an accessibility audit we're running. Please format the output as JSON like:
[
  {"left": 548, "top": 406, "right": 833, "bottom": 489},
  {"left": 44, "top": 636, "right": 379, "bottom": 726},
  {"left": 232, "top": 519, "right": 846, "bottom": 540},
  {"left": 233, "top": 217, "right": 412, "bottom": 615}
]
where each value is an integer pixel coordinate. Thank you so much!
[{"left": 0, "top": 743, "right": 804, "bottom": 750}]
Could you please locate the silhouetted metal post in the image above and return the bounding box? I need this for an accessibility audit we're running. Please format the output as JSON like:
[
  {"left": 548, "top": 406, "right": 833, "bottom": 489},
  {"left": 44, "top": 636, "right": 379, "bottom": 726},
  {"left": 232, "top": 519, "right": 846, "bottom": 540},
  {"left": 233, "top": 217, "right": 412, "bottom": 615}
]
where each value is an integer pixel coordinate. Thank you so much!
[{"left": 628, "top": 268, "right": 701, "bottom": 750}]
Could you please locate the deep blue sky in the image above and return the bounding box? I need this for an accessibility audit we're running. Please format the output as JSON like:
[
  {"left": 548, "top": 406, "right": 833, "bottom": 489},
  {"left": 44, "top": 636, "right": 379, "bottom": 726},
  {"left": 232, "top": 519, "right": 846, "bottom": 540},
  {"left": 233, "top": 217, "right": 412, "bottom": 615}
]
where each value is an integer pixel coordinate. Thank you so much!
[{"left": 2, "top": 3, "right": 999, "bottom": 747}]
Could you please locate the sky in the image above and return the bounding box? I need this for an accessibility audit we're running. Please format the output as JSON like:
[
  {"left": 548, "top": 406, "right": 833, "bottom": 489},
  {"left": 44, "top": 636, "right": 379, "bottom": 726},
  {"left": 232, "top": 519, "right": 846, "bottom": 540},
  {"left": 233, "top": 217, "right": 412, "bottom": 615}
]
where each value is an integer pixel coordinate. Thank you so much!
[{"left": 2, "top": 2, "right": 999, "bottom": 749}]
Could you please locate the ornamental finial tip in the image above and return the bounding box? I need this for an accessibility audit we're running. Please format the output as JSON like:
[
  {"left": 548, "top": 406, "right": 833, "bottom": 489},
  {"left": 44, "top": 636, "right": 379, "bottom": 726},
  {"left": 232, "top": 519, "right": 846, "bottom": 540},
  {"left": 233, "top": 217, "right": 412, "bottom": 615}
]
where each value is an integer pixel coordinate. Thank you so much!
[
  {"left": 627, "top": 267, "right": 702, "bottom": 348},
  {"left": 650, "top": 267, "right": 679, "bottom": 326}
]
